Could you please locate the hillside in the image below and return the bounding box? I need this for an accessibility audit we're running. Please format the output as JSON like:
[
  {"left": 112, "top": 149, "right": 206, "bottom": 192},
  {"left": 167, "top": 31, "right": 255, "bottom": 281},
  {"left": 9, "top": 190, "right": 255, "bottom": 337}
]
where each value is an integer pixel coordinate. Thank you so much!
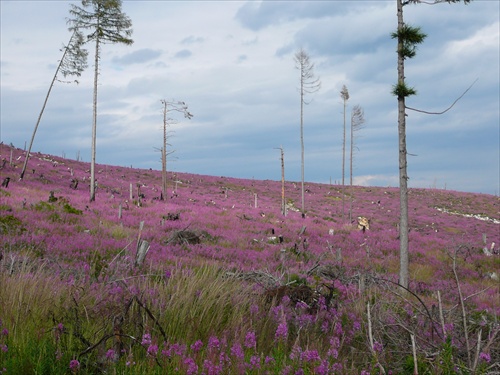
[{"left": 1, "top": 143, "right": 499, "bottom": 374}]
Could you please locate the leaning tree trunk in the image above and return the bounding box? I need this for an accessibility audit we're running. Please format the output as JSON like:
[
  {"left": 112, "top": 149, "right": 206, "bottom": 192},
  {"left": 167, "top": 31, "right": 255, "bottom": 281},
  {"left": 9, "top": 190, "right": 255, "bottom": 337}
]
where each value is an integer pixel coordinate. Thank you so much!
[
  {"left": 397, "top": 0, "right": 410, "bottom": 289},
  {"left": 20, "top": 32, "right": 77, "bottom": 180}
]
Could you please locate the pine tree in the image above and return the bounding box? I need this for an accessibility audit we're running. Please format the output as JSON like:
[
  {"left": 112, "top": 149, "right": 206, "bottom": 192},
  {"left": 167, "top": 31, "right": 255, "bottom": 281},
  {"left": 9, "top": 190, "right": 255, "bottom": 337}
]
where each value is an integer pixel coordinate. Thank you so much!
[{"left": 68, "top": 0, "right": 133, "bottom": 202}]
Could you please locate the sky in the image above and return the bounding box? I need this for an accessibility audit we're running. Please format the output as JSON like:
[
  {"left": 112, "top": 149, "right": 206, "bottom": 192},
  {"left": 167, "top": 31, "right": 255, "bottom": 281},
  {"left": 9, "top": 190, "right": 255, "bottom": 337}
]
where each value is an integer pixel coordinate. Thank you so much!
[{"left": 1, "top": 1, "right": 499, "bottom": 195}]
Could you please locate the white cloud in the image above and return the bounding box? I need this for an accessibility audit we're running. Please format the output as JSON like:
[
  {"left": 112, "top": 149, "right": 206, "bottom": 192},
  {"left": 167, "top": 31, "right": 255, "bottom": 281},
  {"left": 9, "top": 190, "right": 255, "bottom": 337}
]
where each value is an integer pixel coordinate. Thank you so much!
[{"left": 0, "top": 1, "right": 498, "bottom": 195}]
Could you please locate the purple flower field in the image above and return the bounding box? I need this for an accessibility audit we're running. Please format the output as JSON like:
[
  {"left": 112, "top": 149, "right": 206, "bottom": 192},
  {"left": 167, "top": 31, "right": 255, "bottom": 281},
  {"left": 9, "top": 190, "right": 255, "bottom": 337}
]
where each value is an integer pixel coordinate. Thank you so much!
[{"left": 1, "top": 143, "right": 498, "bottom": 374}]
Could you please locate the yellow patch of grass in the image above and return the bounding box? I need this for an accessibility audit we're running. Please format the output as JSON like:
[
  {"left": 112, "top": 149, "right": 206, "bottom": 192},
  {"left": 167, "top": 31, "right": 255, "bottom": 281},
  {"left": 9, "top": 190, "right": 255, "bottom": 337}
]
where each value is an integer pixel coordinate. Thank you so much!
[{"left": 410, "top": 263, "right": 435, "bottom": 283}]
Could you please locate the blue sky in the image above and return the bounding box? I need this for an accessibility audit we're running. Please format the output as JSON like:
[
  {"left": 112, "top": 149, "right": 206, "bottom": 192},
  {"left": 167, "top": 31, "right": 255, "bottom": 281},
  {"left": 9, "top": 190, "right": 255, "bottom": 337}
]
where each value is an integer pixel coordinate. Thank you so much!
[{"left": 1, "top": 1, "right": 499, "bottom": 195}]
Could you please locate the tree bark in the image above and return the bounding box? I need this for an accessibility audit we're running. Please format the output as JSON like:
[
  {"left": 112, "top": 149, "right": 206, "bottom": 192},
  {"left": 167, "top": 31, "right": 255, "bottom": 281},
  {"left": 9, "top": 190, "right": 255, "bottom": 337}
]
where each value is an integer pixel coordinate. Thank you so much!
[
  {"left": 161, "top": 102, "right": 168, "bottom": 201},
  {"left": 300, "top": 71, "right": 305, "bottom": 216},
  {"left": 280, "top": 146, "right": 286, "bottom": 216},
  {"left": 90, "top": 36, "right": 100, "bottom": 202},
  {"left": 397, "top": 0, "right": 410, "bottom": 289}
]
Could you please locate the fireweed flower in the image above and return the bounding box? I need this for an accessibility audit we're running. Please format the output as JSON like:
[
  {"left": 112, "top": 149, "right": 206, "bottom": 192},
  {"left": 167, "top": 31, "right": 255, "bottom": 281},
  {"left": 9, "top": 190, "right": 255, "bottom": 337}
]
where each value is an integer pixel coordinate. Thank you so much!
[
  {"left": 373, "top": 341, "right": 383, "bottom": 353},
  {"left": 275, "top": 322, "right": 288, "bottom": 341},
  {"left": 141, "top": 333, "right": 152, "bottom": 346},
  {"left": 248, "top": 355, "right": 261, "bottom": 370},
  {"left": 271, "top": 306, "right": 282, "bottom": 321},
  {"left": 296, "top": 313, "right": 315, "bottom": 328},
  {"left": 172, "top": 342, "right": 186, "bottom": 356},
  {"left": 244, "top": 331, "right": 256, "bottom": 349},
  {"left": 208, "top": 336, "right": 220, "bottom": 351},
  {"left": 330, "top": 362, "right": 342, "bottom": 372},
  {"left": 321, "top": 320, "right": 329, "bottom": 333},
  {"left": 203, "top": 359, "right": 222, "bottom": 375},
  {"left": 105, "top": 349, "right": 116, "bottom": 361},
  {"left": 334, "top": 322, "right": 343, "bottom": 337},
  {"left": 69, "top": 359, "right": 80, "bottom": 373},
  {"left": 264, "top": 356, "right": 275, "bottom": 365},
  {"left": 219, "top": 349, "right": 231, "bottom": 365},
  {"left": 250, "top": 304, "right": 259, "bottom": 315},
  {"left": 0, "top": 344, "right": 7, "bottom": 353},
  {"left": 315, "top": 360, "right": 330, "bottom": 375},
  {"left": 147, "top": 344, "right": 159, "bottom": 357},
  {"left": 190, "top": 339, "right": 203, "bottom": 353},
  {"left": 230, "top": 342, "right": 244, "bottom": 360},
  {"left": 300, "top": 349, "right": 320, "bottom": 363},
  {"left": 164, "top": 269, "right": 172, "bottom": 279},
  {"left": 184, "top": 357, "right": 198, "bottom": 375},
  {"left": 479, "top": 352, "right": 491, "bottom": 363}
]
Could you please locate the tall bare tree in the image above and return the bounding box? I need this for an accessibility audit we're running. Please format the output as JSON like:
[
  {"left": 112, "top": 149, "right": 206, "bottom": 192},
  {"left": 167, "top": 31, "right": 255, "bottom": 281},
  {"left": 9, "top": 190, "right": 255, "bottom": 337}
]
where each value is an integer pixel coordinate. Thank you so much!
[
  {"left": 340, "top": 85, "right": 350, "bottom": 221},
  {"left": 275, "top": 146, "right": 286, "bottom": 216},
  {"left": 294, "top": 48, "right": 320, "bottom": 217},
  {"left": 19, "top": 31, "right": 87, "bottom": 180},
  {"left": 393, "top": 0, "right": 472, "bottom": 289},
  {"left": 160, "top": 100, "right": 192, "bottom": 201},
  {"left": 68, "top": 0, "right": 133, "bottom": 202},
  {"left": 340, "top": 85, "right": 349, "bottom": 186},
  {"left": 349, "top": 104, "right": 365, "bottom": 222}
]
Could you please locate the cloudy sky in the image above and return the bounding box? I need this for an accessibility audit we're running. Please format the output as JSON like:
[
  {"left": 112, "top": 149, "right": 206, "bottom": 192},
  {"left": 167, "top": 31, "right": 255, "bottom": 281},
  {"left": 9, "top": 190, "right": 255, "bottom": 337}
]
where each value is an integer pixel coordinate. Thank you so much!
[{"left": 1, "top": 1, "right": 498, "bottom": 195}]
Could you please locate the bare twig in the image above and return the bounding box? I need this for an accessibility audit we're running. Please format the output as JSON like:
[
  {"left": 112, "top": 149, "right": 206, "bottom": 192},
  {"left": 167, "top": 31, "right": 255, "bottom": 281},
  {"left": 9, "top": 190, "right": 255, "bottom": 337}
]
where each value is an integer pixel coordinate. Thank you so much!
[
  {"left": 133, "top": 295, "right": 168, "bottom": 343},
  {"left": 367, "top": 301, "right": 387, "bottom": 374},
  {"left": 437, "top": 290, "right": 446, "bottom": 336},
  {"left": 79, "top": 333, "right": 114, "bottom": 356},
  {"left": 450, "top": 246, "right": 472, "bottom": 368},
  {"left": 373, "top": 276, "right": 443, "bottom": 341},
  {"left": 411, "top": 333, "right": 418, "bottom": 375},
  {"left": 472, "top": 329, "right": 482, "bottom": 372},
  {"left": 406, "top": 78, "right": 477, "bottom": 115}
]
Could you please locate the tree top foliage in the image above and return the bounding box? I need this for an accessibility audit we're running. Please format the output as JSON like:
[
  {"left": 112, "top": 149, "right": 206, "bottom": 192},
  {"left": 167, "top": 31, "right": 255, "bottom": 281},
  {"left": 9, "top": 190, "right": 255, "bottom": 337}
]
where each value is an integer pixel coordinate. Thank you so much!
[
  {"left": 340, "top": 85, "right": 350, "bottom": 102},
  {"left": 294, "top": 48, "right": 321, "bottom": 97},
  {"left": 391, "top": 24, "right": 427, "bottom": 60},
  {"left": 59, "top": 31, "right": 88, "bottom": 82},
  {"left": 67, "top": 0, "right": 133, "bottom": 46}
]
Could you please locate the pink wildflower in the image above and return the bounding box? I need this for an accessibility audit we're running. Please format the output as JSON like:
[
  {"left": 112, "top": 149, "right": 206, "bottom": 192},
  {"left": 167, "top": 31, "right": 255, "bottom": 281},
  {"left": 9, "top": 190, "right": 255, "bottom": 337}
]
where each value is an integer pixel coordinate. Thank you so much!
[
  {"left": 244, "top": 331, "right": 256, "bottom": 349},
  {"left": 184, "top": 357, "right": 198, "bottom": 375},
  {"left": 190, "top": 339, "right": 203, "bottom": 353},
  {"left": 208, "top": 336, "right": 220, "bottom": 351},
  {"left": 147, "top": 344, "right": 159, "bottom": 357},
  {"left": 105, "top": 349, "right": 116, "bottom": 361},
  {"left": 275, "top": 322, "right": 288, "bottom": 341},
  {"left": 230, "top": 342, "right": 244, "bottom": 360},
  {"left": 248, "top": 355, "right": 261, "bottom": 370},
  {"left": 69, "top": 359, "right": 80, "bottom": 373},
  {"left": 300, "top": 349, "right": 320, "bottom": 363},
  {"left": 479, "top": 352, "right": 491, "bottom": 363},
  {"left": 141, "top": 332, "right": 152, "bottom": 346}
]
